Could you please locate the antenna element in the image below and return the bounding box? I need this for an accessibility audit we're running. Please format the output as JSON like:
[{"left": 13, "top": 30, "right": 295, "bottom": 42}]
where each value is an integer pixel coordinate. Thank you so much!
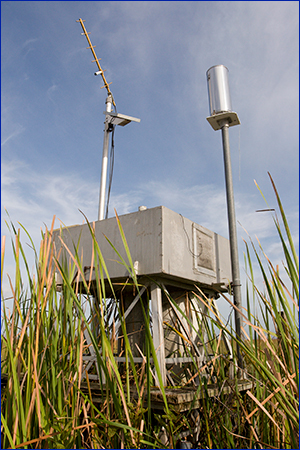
[{"left": 77, "top": 18, "right": 116, "bottom": 107}]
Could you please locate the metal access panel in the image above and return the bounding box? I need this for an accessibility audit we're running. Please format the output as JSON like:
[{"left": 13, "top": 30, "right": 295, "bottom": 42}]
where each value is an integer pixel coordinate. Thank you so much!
[{"left": 53, "top": 206, "right": 232, "bottom": 290}]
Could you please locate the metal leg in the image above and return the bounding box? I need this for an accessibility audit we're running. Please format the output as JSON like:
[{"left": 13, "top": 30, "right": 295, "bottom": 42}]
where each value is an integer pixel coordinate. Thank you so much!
[{"left": 151, "top": 284, "right": 166, "bottom": 386}]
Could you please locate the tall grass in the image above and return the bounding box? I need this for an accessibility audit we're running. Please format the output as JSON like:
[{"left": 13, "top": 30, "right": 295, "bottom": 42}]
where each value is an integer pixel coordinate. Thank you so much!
[
  {"left": 1, "top": 214, "right": 172, "bottom": 449},
  {"left": 236, "top": 174, "right": 299, "bottom": 448},
  {"left": 1, "top": 175, "right": 298, "bottom": 448}
]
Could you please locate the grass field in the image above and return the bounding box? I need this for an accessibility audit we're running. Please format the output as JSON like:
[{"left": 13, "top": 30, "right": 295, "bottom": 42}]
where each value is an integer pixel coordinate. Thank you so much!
[{"left": 1, "top": 174, "right": 298, "bottom": 449}]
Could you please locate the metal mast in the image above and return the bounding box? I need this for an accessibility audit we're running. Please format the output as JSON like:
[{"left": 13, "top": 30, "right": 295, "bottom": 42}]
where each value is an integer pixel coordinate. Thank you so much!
[
  {"left": 77, "top": 18, "right": 115, "bottom": 221},
  {"left": 206, "top": 65, "right": 244, "bottom": 377},
  {"left": 77, "top": 19, "right": 140, "bottom": 221}
]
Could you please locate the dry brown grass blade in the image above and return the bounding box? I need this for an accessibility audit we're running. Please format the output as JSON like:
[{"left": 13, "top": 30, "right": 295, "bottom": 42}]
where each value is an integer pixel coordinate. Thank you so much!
[
  {"left": 246, "top": 372, "right": 296, "bottom": 421},
  {"left": 81, "top": 402, "right": 91, "bottom": 445},
  {"left": 108, "top": 359, "right": 136, "bottom": 446},
  {"left": 251, "top": 325, "right": 290, "bottom": 379},
  {"left": 15, "top": 308, "right": 31, "bottom": 361},
  {"left": 231, "top": 387, "right": 265, "bottom": 448},
  {"left": 225, "top": 294, "right": 292, "bottom": 379},
  {"left": 65, "top": 371, "right": 78, "bottom": 402},
  {"left": 74, "top": 321, "right": 85, "bottom": 421},
  {"left": 193, "top": 288, "right": 221, "bottom": 322},
  {"left": 246, "top": 390, "right": 284, "bottom": 434},
  {"left": 135, "top": 343, "right": 160, "bottom": 388},
  {"left": 9, "top": 230, "right": 21, "bottom": 351},
  {"left": 84, "top": 371, "right": 94, "bottom": 411},
  {"left": 137, "top": 373, "right": 147, "bottom": 411},
  {"left": 222, "top": 425, "right": 279, "bottom": 449},
  {"left": 264, "top": 347, "right": 283, "bottom": 384},
  {"left": 120, "top": 430, "right": 125, "bottom": 449},
  {"left": 25, "top": 387, "right": 37, "bottom": 431},
  {"left": 41, "top": 218, "right": 57, "bottom": 306},
  {"left": 181, "top": 354, "right": 222, "bottom": 388},
  {"left": 7, "top": 274, "right": 18, "bottom": 336},
  {"left": 138, "top": 357, "right": 146, "bottom": 387},
  {"left": 31, "top": 346, "right": 42, "bottom": 430},
  {"left": 38, "top": 384, "right": 59, "bottom": 417},
  {"left": 56, "top": 234, "right": 89, "bottom": 289},
  {"left": 78, "top": 322, "right": 84, "bottom": 390},
  {"left": 37, "top": 224, "right": 50, "bottom": 305},
  {"left": 14, "top": 422, "right": 96, "bottom": 449},
  {"left": 241, "top": 326, "right": 250, "bottom": 341},
  {"left": 208, "top": 329, "right": 223, "bottom": 383},
  {"left": 12, "top": 409, "right": 19, "bottom": 447}
]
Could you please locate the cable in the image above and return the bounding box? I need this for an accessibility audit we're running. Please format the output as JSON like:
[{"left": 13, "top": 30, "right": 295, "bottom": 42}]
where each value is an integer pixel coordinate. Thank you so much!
[{"left": 179, "top": 214, "right": 202, "bottom": 258}]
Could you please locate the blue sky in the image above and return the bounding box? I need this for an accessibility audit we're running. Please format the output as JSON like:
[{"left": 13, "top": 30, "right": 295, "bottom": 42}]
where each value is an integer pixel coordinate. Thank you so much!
[{"left": 1, "top": 1, "right": 299, "bottom": 319}]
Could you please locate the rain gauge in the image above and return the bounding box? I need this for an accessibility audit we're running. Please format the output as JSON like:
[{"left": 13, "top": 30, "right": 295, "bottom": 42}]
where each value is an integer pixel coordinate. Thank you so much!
[{"left": 206, "top": 65, "right": 243, "bottom": 374}]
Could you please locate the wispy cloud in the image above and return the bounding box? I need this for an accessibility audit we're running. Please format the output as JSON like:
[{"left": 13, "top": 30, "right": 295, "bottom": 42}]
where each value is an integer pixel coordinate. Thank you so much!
[
  {"left": 22, "top": 38, "right": 38, "bottom": 49},
  {"left": 47, "top": 83, "right": 59, "bottom": 103},
  {"left": 1, "top": 159, "right": 98, "bottom": 231},
  {"left": 3, "top": 157, "right": 297, "bottom": 251},
  {"left": 1, "top": 124, "right": 25, "bottom": 147}
]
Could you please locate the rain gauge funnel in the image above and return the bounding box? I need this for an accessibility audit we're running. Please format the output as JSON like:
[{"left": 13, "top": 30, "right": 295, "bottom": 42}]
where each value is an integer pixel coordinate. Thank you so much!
[
  {"left": 206, "top": 65, "right": 240, "bottom": 130},
  {"left": 207, "top": 65, "right": 232, "bottom": 115}
]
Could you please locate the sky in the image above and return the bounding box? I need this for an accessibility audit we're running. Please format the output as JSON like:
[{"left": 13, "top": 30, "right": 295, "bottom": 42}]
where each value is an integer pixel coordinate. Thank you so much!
[{"left": 1, "top": 1, "right": 299, "bottom": 322}]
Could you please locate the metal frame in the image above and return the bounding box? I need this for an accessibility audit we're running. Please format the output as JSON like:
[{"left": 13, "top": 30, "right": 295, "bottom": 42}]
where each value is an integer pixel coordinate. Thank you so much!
[{"left": 85, "top": 281, "right": 234, "bottom": 386}]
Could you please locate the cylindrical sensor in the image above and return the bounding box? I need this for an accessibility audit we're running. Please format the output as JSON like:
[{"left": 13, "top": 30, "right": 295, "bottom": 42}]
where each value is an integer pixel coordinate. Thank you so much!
[{"left": 206, "top": 65, "right": 232, "bottom": 116}]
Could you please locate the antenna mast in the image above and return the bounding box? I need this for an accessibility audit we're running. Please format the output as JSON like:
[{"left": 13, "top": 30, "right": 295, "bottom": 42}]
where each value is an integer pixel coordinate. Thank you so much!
[{"left": 77, "top": 19, "right": 140, "bottom": 221}]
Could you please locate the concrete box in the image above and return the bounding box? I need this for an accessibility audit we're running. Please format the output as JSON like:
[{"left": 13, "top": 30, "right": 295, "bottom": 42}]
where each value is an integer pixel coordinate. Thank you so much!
[{"left": 53, "top": 206, "right": 232, "bottom": 290}]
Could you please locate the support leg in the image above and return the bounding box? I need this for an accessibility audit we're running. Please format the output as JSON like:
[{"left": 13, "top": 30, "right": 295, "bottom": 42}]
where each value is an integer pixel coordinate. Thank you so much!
[{"left": 151, "top": 284, "right": 166, "bottom": 386}]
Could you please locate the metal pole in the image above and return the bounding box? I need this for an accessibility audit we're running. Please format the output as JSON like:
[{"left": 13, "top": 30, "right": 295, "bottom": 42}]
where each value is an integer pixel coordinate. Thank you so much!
[
  {"left": 98, "top": 94, "right": 112, "bottom": 221},
  {"left": 220, "top": 120, "right": 243, "bottom": 375}
]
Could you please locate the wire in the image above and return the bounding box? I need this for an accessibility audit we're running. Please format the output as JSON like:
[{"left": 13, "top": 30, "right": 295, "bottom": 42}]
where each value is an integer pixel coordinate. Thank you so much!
[
  {"left": 105, "top": 124, "right": 115, "bottom": 219},
  {"left": 179, "top": 214, "right": 202, "bottom": 258}
]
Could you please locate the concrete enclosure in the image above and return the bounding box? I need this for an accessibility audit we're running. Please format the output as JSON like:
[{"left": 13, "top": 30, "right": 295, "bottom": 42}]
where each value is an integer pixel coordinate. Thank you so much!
[
  {"left": 53, "top": 206, "right": 231, "bottom": 289},
  {"left": 53, "top": 206, "right": 233, "bottom": 385}
]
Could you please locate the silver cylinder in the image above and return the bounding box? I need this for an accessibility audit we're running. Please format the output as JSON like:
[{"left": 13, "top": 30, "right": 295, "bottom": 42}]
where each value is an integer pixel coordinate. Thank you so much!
[{"left": 206, "top": 65, "right": 232, "bottom": 116}]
